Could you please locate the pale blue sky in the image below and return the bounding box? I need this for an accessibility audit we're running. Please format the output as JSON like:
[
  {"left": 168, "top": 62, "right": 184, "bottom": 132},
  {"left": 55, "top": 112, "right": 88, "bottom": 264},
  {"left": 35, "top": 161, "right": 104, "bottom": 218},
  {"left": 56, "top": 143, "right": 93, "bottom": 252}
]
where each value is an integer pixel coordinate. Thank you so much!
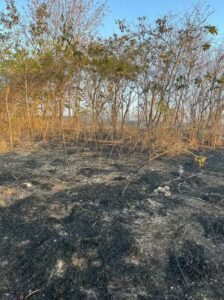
[
  {"left": 100, "top": 0, "right": 224, "bottom": 37},
  {"left": 2, "top": 0, "right": 224, "bottom": 37}
]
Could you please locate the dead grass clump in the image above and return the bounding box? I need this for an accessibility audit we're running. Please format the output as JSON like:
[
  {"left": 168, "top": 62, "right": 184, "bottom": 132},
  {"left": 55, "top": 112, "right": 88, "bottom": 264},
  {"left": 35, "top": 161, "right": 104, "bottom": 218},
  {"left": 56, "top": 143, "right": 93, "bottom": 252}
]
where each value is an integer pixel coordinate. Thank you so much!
[{"left": 0, "top": 139, "right": 9, "bottom": 153}]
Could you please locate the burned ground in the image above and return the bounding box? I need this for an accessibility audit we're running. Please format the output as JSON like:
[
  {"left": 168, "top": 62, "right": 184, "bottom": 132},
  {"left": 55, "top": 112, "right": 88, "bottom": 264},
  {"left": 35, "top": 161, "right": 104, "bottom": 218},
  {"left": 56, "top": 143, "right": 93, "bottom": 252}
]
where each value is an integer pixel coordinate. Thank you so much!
[{"left": 0, "top": 144, "right": 223, "bottom": 299}]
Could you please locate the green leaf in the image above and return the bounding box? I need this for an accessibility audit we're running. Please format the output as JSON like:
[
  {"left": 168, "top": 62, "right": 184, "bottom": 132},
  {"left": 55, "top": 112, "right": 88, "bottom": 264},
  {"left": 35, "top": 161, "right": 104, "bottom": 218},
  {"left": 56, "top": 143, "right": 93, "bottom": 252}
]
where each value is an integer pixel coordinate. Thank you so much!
[
  {"left": 202, "top": 43, "right": 211, "bottom": 51},
  {"left": 205, "top": 25, "right": 218, "bottom": 35}
]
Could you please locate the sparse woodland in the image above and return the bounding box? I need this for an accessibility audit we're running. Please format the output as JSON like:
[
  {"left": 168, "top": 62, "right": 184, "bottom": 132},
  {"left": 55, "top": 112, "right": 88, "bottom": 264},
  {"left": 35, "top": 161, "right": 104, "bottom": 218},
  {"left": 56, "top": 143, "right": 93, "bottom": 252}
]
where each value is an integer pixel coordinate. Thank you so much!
[
  {"left": 0, "top": 0, "right": 224, "bottom": 152},
  {"left": 1, "top": 2, "right": 224, "bottom": 299}
]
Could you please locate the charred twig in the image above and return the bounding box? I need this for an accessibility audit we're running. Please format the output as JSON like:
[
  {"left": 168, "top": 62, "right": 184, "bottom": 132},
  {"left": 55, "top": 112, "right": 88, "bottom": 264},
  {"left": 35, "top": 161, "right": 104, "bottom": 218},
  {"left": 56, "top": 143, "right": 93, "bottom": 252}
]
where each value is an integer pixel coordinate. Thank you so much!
[
  {"left": 24, "top": 289, "right": 40, "bottom": 300},
  {"left": 174, "top": 240, "right": 189, "bottom": 286},
  {"left": 177, "top": 173, "right": 202, "bottom": 194}
]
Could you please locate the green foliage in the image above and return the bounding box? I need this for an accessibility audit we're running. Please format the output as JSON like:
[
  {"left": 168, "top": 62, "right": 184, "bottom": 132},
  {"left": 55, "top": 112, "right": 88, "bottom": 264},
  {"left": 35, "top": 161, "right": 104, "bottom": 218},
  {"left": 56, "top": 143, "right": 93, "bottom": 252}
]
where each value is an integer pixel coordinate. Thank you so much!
[
  {"left": 202, "top": 43, "right": 211, "bottom": 51},
  {"left": 205, "top": 25, "right": 218, "bottom": 35},
  {"left": 157, "top": 98, "right": 170, "bottom": 113},
  {"left": 195, "top": 156, "right": 207, "bottom": 168},
  {"left": 185, "top": 150, "right": 208, "bottom": 168},
  {"left": 156, "top": 16, "right": 172, "bottom": 34},
  {"left": 0, "top": 1, "right": 223, "bottom": 150}
]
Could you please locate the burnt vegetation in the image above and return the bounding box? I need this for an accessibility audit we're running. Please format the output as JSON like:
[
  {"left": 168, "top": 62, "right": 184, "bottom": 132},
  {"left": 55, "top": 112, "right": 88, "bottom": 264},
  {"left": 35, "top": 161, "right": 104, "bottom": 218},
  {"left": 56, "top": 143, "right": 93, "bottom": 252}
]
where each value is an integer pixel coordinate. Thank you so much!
[{"left": 0, "top": 144, "right": 223, "bottom": 299}]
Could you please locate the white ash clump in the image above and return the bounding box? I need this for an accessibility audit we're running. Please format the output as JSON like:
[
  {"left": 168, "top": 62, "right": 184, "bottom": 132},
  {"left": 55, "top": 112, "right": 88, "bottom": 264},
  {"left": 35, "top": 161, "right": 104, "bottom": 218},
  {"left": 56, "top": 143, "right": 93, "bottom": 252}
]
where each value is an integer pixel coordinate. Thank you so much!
[
  {"left": 178, "top": 165, "right": 184, "bottom": 176},
  {"left": 153, "top": 185, "right": 171, "bottom": 197},
  {"left": 21, "top": 182, "right": 33, "bottom": 189}
]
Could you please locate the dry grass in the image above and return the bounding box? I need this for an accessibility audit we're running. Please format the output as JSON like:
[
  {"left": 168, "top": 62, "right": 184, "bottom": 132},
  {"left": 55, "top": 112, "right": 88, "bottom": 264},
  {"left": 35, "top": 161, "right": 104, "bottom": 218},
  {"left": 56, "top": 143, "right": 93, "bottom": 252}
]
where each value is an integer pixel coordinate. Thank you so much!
[
  {"left": 0, "top": 115, "right": 223, "bottom": 154},
  {"left": 0, "top": 139, "right": 8, "bottom": 152}
]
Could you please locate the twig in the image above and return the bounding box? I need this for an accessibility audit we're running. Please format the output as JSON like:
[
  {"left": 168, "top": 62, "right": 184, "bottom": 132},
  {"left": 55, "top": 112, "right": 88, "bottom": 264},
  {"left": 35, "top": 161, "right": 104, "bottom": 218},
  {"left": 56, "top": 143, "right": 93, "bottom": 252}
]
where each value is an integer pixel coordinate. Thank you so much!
[
  {"left": 108, "top": 143, "right": 116, "bottom": 164},
  {"left": 3, "top": 168, "right": 26, "bottom": 181},
  {"left": 174, "top": 240, "right": 189, "bottom": 286},
  {"left": 25, "top": 289, "right": 40, "bottom": 299}
]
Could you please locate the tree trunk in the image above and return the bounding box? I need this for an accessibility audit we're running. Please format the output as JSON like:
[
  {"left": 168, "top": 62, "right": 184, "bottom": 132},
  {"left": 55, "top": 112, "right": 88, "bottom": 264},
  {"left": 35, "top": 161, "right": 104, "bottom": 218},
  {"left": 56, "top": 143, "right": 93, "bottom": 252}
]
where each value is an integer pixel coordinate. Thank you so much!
[
  {"left": 5, "top": 86, "right": 13, "bottom": 149},
  {"left": 25, "top": 79, "right": 33, "bottom": 143}
]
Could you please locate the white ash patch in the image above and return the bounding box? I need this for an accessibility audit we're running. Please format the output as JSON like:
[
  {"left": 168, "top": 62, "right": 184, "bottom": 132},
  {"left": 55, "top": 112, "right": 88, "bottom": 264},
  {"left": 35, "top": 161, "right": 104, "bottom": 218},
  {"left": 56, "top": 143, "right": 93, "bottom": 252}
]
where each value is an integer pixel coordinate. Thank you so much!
[
  {"left": 153, "top": 185, "right": 171, "bottom": 197},
  {"left": 79, "top": 287, "right": 98, "bottom": 299},
  {"left": 50, "top": 259, "right": 67, "bottom": 278},
  {"left": 18, "top": 240, "right": 30, "bottom": 247},
  {"left": 91, "top": 259, "right": 102, "bottom": 267},
  {"left": 21, "top": 182, "right": 33, "bottom": 189},
  {"left": 147, "top": 198, "right": 163, "bottom": 208},
  {"left": 52, "top": 223, "right": 69, "bottom": 237},
  {"left": 124, "top": 255, "right": 140, "bottom": 266},
  {"left": 71, "top": 255, "right": 87, "bottom": 271}
]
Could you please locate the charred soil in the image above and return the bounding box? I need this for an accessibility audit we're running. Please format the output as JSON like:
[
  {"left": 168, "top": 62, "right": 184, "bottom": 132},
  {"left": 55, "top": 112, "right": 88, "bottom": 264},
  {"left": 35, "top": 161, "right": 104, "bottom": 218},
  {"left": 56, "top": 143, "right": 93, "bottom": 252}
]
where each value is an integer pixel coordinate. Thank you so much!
[{"left": 0, "top": 143, "right": 223, "bottom": 300}]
